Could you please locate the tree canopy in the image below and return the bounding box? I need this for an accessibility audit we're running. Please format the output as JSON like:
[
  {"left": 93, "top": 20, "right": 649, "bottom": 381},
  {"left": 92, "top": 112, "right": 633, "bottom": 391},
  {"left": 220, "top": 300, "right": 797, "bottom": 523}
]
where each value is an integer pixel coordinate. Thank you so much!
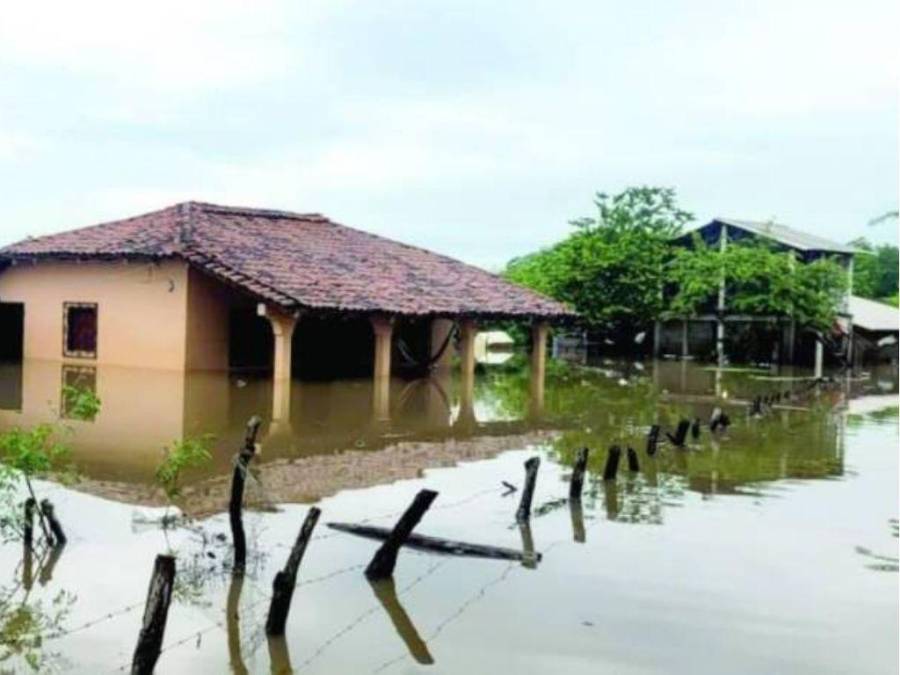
[
  {"left": 505, "top": 186, "right": 853, "bottom": 336},
  {"left": 850, "top": 238, "right": 899, "bottom": 306},
  {"left": 504, "top": 186, "right": 692, "bottom": 331}
]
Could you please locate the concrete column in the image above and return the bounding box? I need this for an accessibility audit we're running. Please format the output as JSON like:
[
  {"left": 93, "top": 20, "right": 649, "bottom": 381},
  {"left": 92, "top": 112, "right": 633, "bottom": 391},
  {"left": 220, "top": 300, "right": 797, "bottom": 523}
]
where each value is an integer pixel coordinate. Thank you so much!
[
  {"left": 459, "top": 319, "right": 477, "bottom": 382},
  {"left": 264, "top": 311, "right": 298, "bottom": 426},
  {"left": 652, "top": 320, "right": 662, "bottom": 358},
  {"left": 430, "top": 318, "right": 455, "bottom": 371},
  {"left": 681, "top": 319, "right": 689, "bottom": 359},
  {"left": 371, "top": 316, "right": 394, "bottom": 420},
  {"left": 530, "top": 322, "right": 549, "bottom": 417},
  {"left": 814, "top": 339, "right": 824, "bottom": 378}
]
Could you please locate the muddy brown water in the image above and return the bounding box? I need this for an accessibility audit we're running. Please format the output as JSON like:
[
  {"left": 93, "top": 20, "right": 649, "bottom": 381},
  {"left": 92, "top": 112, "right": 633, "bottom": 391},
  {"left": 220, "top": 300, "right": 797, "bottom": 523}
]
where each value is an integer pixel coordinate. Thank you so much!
[{"left": 0, "top": 357, "right": 897, "bottom": 673}]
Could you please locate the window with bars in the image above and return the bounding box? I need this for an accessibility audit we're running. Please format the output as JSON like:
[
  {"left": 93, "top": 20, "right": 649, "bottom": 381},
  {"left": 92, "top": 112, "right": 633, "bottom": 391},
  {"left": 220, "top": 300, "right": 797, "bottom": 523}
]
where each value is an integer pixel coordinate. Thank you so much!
[{"left": 63, "top": 302, "right": 98, "bottom": 359}]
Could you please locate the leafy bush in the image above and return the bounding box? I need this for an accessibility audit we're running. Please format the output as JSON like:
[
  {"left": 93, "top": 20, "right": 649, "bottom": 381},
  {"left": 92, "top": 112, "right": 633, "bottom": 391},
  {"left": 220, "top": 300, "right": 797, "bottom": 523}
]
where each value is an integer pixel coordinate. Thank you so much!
[{"left": 155, "top": 435, "right": 215, "bottom": 502}]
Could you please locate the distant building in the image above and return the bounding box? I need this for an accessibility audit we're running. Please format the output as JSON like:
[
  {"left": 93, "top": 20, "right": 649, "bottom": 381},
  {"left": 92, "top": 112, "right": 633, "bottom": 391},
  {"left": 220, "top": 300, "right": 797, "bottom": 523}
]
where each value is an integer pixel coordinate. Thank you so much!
[{"left": 661, "top": 218, "right": 857, "bottom": 370}]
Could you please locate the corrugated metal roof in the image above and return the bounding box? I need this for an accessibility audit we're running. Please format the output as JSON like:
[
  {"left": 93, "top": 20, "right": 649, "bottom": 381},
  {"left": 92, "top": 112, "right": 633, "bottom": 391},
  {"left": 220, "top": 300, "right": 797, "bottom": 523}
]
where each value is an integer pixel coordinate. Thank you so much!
[
  {"left": 681, "top": 218, "right": 855, "bottom": 254},
  {"left": 849, "top": 295, "right": 899, "bottom": 333}
]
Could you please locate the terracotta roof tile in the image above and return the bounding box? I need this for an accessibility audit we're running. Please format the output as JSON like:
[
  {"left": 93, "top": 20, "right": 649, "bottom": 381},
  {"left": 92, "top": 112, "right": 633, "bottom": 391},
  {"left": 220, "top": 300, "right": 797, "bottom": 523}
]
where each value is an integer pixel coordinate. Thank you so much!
[{"left": 1, "top": 202, "right": 574, "bottom": 319}]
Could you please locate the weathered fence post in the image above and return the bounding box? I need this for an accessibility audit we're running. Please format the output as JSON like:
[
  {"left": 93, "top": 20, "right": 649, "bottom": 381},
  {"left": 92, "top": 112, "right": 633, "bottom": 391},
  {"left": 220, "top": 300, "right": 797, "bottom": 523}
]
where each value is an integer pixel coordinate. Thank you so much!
[
  {"left": 266, "top": 507, "right": 321, "bottom": 636},
  {"left": 231, "top": 416, "right": 261, "bottom": 575},
  {"left": 603, "top": 446, "right": 621, "bottom": 481},
  {"left": 626, "top": 447, "right": 640, "bottom": 472},
  {"left": 646, "top": 425, "right": 661, "bottom": 456},
  {"left": 365, "top": 490, "right": 438, "bottom": 580},
  {"left": 23, "top": 498, "right": 35, "bottom": 550},
  {"left": 39, "top": 499, "right": 66, "bottom": 546},
  {"left": 691, "top": 418, "right": 701, "bottom": 440},
  {"left": 569, "top": 447, "right": 590, "bottom": 500},
  {"left": 131, "top": 554, "right": 176, "bottom": 675},
  {"left": 667, "top": 419, "right": 690, "bottom": 447},
  {"left": 515, "top": 457, "right": 540, "bottom": 523}
]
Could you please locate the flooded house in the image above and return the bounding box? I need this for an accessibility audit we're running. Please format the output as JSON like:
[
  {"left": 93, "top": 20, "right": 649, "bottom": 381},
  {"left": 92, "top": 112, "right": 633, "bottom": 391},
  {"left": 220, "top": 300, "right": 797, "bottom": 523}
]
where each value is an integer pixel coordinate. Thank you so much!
[{"left": 0, "top": 202, "right": 573, "bottom": 472}]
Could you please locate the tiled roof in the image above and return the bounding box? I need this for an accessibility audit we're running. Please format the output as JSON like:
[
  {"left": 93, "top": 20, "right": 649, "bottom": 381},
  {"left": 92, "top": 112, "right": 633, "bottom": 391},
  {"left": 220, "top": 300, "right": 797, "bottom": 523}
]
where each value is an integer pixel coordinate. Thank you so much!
[
  {"left": 679, "top": 218, "right": 854, "bottom": 254},
  {"left": 0, "top": 202, "right": 574, "bottom": 319}
]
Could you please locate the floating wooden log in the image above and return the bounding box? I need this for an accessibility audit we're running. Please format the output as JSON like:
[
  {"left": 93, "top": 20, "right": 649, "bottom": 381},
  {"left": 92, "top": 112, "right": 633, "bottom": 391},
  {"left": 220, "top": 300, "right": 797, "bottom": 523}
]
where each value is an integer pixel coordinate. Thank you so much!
[
  {"left": 40, "top": 499, "right": 66, "bottom": 546},
  {"left": 329, "top": 522, "right": 540, "bottom": 562},
  {"left": 569, "top": 447, "right": 590, "bottom": 500},
  {"left": 131, "top": 554, "right": 176, "bottom": 675},
  {"left": 666, "top": 420, "right": 690, "bottom": 447},
  {"left": 365, "top": 489, "right": 439, "bottom": 580},
  {"left": 266, "top": 507, "right": 321, "bottom": 636},
  {"left": 603, "top": 446, "right": 621, "bottom": 481},
  {"left": 515, "top": 457, "right": 540, "bottom": 523},
  {"left": 230, "top": 416, "right": 261, "bottom": 575},
  {"left": 626, "top": 447, "right": 640, "bottom": 472},
  {"left": 646, "top": 425, "right": 661, "bottom": 456}
]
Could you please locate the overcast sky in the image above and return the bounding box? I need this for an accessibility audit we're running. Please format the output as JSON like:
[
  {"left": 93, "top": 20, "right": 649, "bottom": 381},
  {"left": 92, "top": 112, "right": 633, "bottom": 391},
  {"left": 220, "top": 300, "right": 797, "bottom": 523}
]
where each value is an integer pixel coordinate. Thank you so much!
[{"left": 0, "top": 1, "right": 897, "bottom": 269}]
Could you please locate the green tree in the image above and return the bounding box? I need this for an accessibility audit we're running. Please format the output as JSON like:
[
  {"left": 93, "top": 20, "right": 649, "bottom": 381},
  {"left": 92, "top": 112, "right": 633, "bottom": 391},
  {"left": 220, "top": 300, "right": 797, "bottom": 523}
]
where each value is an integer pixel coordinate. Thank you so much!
[
  {"left": 668, "top": 237, "right": 848, "bottom": 331},
  {"left": 850, "top": 238, "right": 899, "bottom": 303},
  {"left": 505, "top": 187, "right": 692, "bottom": 333}
]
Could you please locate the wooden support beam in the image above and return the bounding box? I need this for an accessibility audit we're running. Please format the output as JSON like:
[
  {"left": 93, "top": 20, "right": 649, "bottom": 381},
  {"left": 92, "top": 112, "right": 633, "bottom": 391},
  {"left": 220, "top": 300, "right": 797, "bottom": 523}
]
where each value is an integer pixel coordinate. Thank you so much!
[{"left": 365, "top": 490, "right": 438, "bottom": 580}]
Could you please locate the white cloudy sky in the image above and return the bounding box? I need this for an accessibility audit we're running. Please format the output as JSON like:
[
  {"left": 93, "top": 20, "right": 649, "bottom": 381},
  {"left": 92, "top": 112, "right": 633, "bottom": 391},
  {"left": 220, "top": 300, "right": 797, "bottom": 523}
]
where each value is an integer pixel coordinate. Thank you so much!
[{"left": 0, "top": 0, "right": 896, "bottom": 269}]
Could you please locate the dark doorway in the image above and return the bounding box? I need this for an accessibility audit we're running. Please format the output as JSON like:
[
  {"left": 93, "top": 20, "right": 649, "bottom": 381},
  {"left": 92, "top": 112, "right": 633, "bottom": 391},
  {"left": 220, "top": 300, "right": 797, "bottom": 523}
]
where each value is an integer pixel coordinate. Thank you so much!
[
  {"left": 294, "top": 316, "right": 374, "bottom": 380},
  {"left": 0, "top": 303, "right": 24, "bottom": 362},
  {"left": 229, "top": 308, "right": 274, "bottom": 373}
]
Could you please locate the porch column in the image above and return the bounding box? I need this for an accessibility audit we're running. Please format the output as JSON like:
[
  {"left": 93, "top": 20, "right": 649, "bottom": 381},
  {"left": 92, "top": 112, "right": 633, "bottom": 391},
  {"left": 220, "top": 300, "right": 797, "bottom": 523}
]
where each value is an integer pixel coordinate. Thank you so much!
[
  {"left": 681, "top": 319, "right": 689, "bottom": 359},
  {"left": 459, "top": 318, "right": 477, "bottom": 383},
  {"left": 266, "top": 310, "right": 297, "bottom": 423},
  {"left": 716, "top": 224, "right": 729, "bottom": 367},
  {"left": 371, "top": 315, "right": 394, "bottom": 420},
  {"left": 652, "top": 320, "right": 662, "bottom": 358},
  {"left": 530, "top": 321, "right": 549, "bottom": 417},
  {"left": 430, "top": 318, "right": 455, "bottom": 371},
  {"left": 814, "top": 339, "right": 824, "bottom": 378}
]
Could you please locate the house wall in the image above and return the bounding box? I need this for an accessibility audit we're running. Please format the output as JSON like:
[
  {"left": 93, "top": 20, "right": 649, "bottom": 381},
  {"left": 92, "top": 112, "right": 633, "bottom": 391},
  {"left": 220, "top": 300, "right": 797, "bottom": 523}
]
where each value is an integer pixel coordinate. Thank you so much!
[
  {"left": 0, "top": 260, "right": 190, "bottom": 369},
  {"left": 184, "top": 266, "right": 232, "bottom": 371}
]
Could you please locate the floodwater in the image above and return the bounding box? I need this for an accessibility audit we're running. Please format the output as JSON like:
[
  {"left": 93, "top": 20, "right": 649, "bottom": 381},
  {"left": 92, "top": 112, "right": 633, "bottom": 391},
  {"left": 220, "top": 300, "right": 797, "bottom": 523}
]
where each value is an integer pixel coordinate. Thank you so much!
[{"left": 0, "top": 357, "right": 897, "bottom": 674}]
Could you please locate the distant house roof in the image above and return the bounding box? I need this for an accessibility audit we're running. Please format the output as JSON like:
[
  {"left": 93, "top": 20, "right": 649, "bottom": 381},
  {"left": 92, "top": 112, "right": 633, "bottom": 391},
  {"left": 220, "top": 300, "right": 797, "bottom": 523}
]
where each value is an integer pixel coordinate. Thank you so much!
[
  {"left": 0, "top": 202, "right": 574, "bottom": 320},
  {"left": 677, "top": 218, "right": 855, "bottom": 255},
  {"left": 849, "top": 295, "right": 899, "bottom": 333}
]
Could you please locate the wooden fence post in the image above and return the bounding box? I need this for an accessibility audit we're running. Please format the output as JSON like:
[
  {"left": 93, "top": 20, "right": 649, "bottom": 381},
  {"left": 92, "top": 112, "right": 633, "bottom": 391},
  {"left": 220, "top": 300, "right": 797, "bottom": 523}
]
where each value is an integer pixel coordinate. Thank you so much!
[
  {"left": 569, "top": 447, "right": 590, "bottom": 500},
  {"left": 515, "top": 457, "right": 541, "bottom": 523},
  {"left": 23, "top": 498, "right": 35, "bottom": 550},
  {"left": 626, "top": 447, "right": 640, "bottom": 472},
  {"left": 231, "top": 416, "right": 261, "bottom": 575},
  {"left": 667, "top": 419, "right": 690, "bottom": 447},
  {"left": 691, "top": 418, "right": 701, "bottom": 440},
  {"left": 266, "top": 507, "right": 321, "bottom": 636},
  {"left": 602, "top": 446, "right": 621, "bottom": 481},
  {"left": 131, "top": 554, "right": 176, "bottom": 675},
  {"left": 365, "top": 490, "right": 438, "bottom": 580},
  {"left": 39, "top": 499, "right": 66, "bottom": 546}
]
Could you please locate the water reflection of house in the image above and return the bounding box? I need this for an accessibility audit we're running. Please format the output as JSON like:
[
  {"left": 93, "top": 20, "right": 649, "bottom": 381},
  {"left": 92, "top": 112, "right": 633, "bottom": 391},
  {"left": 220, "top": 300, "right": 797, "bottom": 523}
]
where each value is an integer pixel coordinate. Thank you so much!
[{"left": 0, "top": 202, "right": 574, "bottom": 427}]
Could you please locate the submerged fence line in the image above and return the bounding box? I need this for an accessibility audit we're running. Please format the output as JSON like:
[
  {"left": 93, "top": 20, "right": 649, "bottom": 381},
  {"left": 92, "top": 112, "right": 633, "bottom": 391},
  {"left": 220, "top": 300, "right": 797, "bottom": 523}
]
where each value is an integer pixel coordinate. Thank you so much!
[{"left": 76, "top": 378, "right": 841, "bottom": 672}]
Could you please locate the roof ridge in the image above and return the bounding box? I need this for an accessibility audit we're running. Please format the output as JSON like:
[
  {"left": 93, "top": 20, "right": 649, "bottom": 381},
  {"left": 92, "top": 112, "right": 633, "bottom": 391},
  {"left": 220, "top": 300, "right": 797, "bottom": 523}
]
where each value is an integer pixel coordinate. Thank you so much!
[{"left": 188, "top": 201, "right": 325, "bottom": 222}]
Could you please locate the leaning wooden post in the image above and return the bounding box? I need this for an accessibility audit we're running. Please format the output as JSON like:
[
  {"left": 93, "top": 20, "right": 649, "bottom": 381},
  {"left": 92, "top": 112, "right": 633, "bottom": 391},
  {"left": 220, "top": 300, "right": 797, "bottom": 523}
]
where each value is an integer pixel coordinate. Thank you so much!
[
  {"left": 365, "top": 490, "right": 438, "bottom": 580},
  {"left": 626, "top": 447, "right": 640, "bottom": 472},
  {"left": 39, "top": 499, "right": 66, "bottom": 546},
  {"left": 230, "top": 416, "right": 261, "bottom": 575},
  {"left": 131, "top": 554, "right": 176, "bottom": 675},
  {"left": 515, "top": 457, "right": 541, "bottom": 523},
  {"left": 569, "top": 448, "right": 590, "bottom": 500},
  {"left": 266, "top": 507, "right": 321, "bottom": 636},
  {"left": 23, "top": 498, "right": 35, "bottom": 550},
  {"left": 602, "top": 446, "right": 621, "bottom": 481}
]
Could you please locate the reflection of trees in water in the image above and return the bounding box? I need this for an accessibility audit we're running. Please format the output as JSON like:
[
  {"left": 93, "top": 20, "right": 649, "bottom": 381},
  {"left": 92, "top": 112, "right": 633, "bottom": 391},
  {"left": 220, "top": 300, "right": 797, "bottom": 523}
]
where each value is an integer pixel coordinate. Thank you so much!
[{"left": 0, "top": 545, "right": 76, "bottom": 672}]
